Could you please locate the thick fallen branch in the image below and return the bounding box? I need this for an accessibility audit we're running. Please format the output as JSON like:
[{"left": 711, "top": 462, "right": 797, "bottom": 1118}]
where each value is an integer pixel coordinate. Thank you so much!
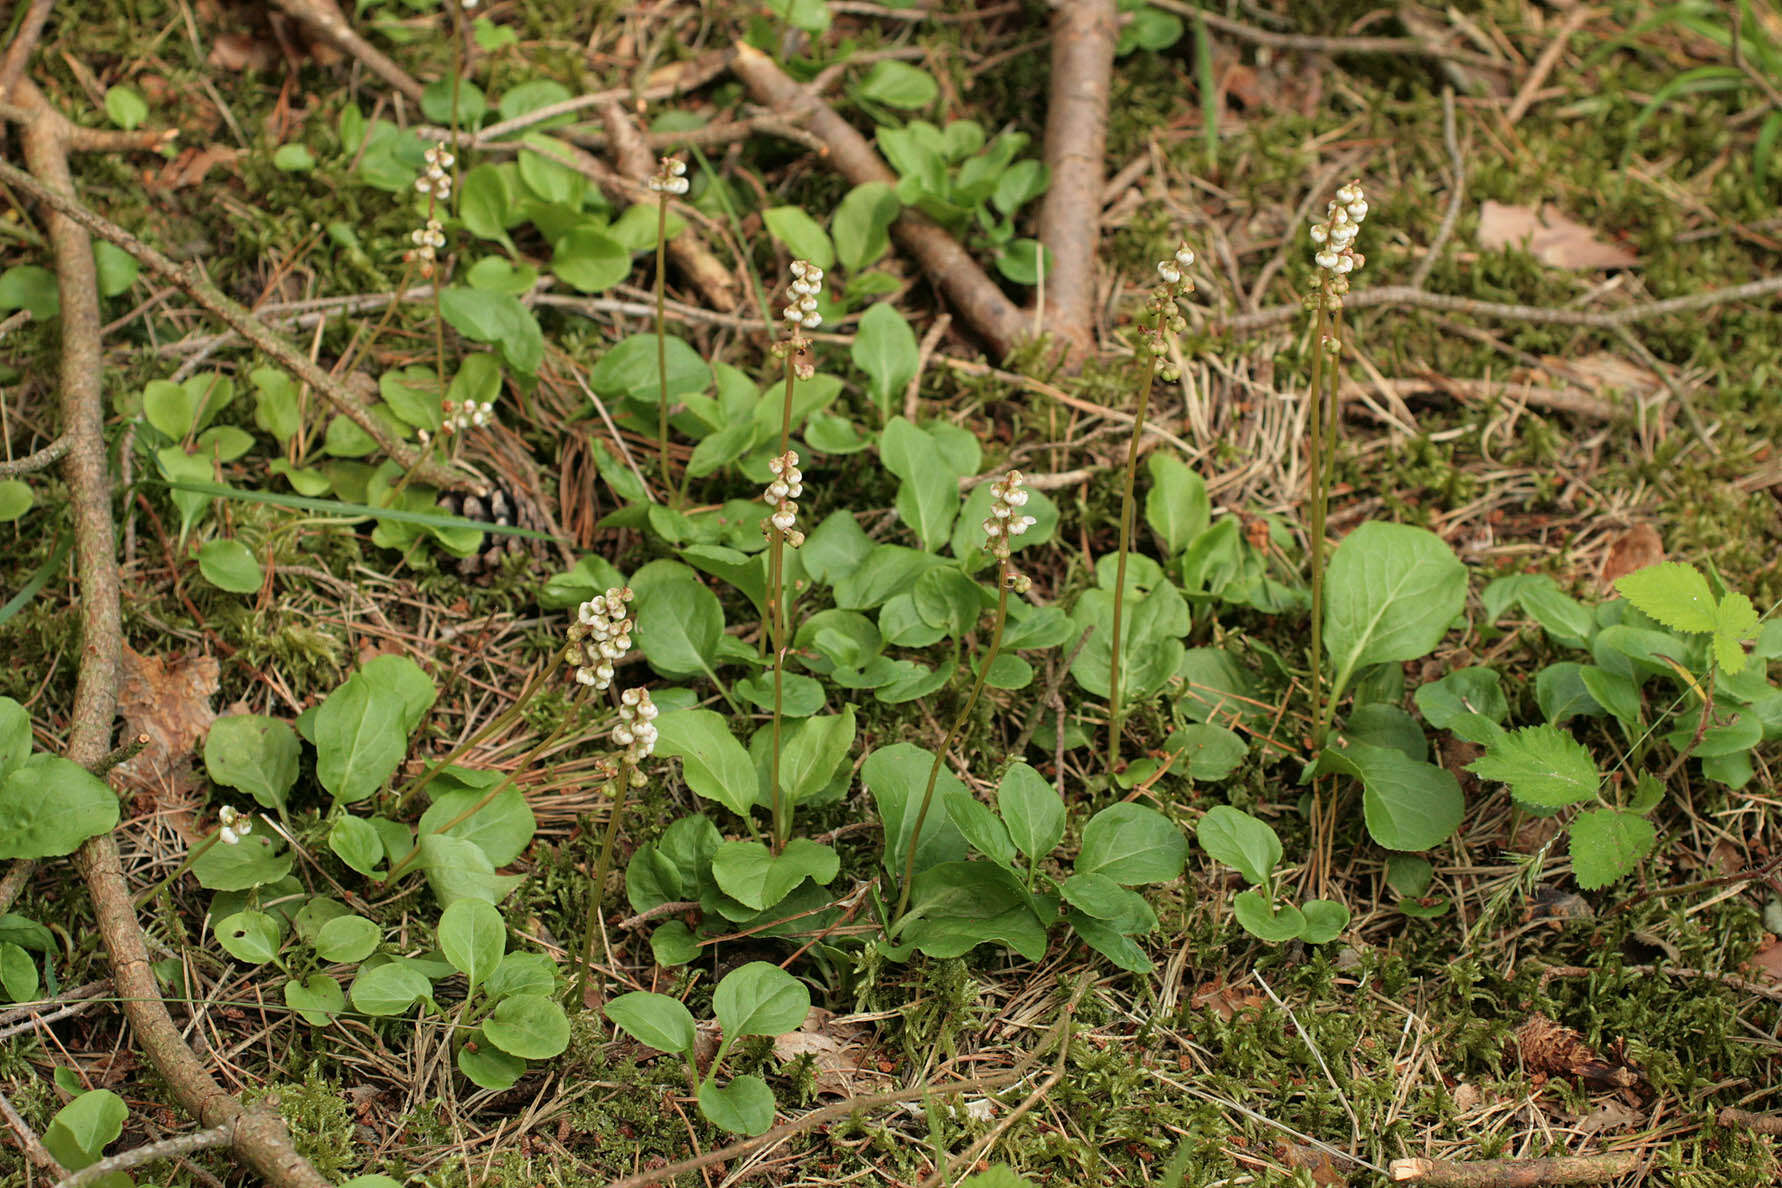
[
  {"left": 1036, "top": 0, "right": 1116, "bottom": 359},
  {"left": 6, "top": 53, "right": 334, "bottom": 1188},
  {"left": 596, "top": 99, "right": 742, "bottom": 312},
  {"left": 731, "top": 40, "right": 1029, "bottom": 358},
  {"left": 0, "top": 153, "right": 473, "bottom": 492},
  {"left": 1389, "top": 1151, "right": 1638, "bottom": 1187}
]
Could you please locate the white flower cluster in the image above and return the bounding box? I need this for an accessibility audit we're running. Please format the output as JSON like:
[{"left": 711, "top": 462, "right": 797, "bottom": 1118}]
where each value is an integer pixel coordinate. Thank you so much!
[
  {"left": 440, "top": 398, "right": 494, "bottom": 434},
  {"left": 983, "top": 470, "right": 1037, "bottom": 565},
  {"left": 763, "top": 451, "right": 806, "bottom": 548},
  {"left": 1156, "top": 243, "right": 1195, "bottom": 287},
  {"left": 614, "top": 687, "right": 658, "bottom": 785},
  {"left": 569, "top": 587, "right": 635, "bottom": 691},
  {"left": 218, "top": 804, "right": 253, "bottom": 846},
  {"left": 782, "top": 260, "right": 822, "bottom": 330},
  {"left": 1310, "top": 180, "right": 1367, "bottom": 290},
  {"left": 416, "top": 143, "right": 455, "bottom": 201},
  {"left": 648, "top": 156, "right": 689, "bottom": 195},
  {"left": 407, "top": 217, "right": 446, "bottom": 277}
]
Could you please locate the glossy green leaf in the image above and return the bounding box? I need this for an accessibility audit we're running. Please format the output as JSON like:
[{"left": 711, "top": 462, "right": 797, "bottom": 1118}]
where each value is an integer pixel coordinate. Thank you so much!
[
  {"left": 0, "top": 755, "right": 120, "bottom": 859},
  {"left": 438, "top": 899, "right": 506, "bottom": 994},
  {"left": 656, "top": 710, "right": 757, "bottom": 817},
  {"left": 313, "top": 914, "right": 381, "bottom": 963},
  {"left": 284, "top": 973, "right": 345, "bottom": 1026},
  {"left": 698, "top": 1074, "right": 777, "bottom": 1136},
  {"left": 1077, "top": 803, "right": 1186, "bottom": 886},
  {"left": 213, "top": 910, "right": 282, "bottom": 964},
  {"left": 204, "top": 714, "right": 299, "bottom": 812},
  {"left": 1323, "top": 522, "right": 1467, "bottom": 696},
  {"left": 482, "top": 993, "right": 570, "bottom": 1059},
  {"left": 1195, "top": 806, "right": 1280, "bottom": 887},
  {"left": 606, "top": 991, "right": 696, "bottom": 1054}
]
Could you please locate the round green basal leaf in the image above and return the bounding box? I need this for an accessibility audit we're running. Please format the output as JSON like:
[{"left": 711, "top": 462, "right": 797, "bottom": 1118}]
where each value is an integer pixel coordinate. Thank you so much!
[
  {"left": 0, "top": 756, "right": 121, "bottom": 860},
  {"left": 481, "top": 993, "right": 570, "bottom": 1059},
  {"left": 1166, "top": 724, "right": 1248, "bottom": 782},
  {"left": 697, "top": 1075, "right": 777, "bottom": 1136},
  {"left": 203, "top": 714, "right": 299, "bottom": 812},
  {"left": 44, "top": 1089, "right": 127, "bottom": 1169},
  {"left": 284, "top": 973, "right": 345, "bottom": 1026},
  {"left": 213, "top": 910, "right": 282, "bottom": 964},
  {"left": 457, "top": 1030, "right": 526, "bottom": 1090},
  {"left": 484, "top": 951, "right": 558, "bottom": 1000},
  {"left": 0, "top": 940, "right": 40, "bottom": 1002},
  {"left": 1077, "top": 803, "right": 1187, "bottom": 886},
  {"left": 313, "top": 914, "right": 381, "bottom": 963},
  {"left": 605, "top": 991, "right": 696, "bottom": 1054},
  {"left": 1194, "top": 805, "right": 1281, "bottom": 887},
  {"left": 350, "top": 962, "right": 433, "bottom": 1016},
  {"left": 649, "top": 921, "right": 700, "bottom": 967},
  {"left": 1297, "top": 899, "right": 1349, "bottom": 944},
  {"left": 1231, "top": 890, "right": 1305, "bottom": 943},
  {"left": 328, "top": 814, "right": 386, "bottom": 876},
  {"left": 761, "top": 205, "right": 834, "bottom": 269},
  {"left": 0, "top": 479, "right": 34, "bottom": 523},
  {"left": 856, "top": 60, "right": 938, "bottom": 109},
  {"left": 421, "top": 77, "right": 488, "bottom": 126},
  {"left": 272, "top": 143, "right": 317, "bottom": 172},
  {"left": 93, "top": 242, "right": 138, "bottom": 297},
  {"left": 437, "top": 898, "right": 507, "bottom": 994},
  {"left": 553, "top": 227, "right": 630, "bottom": 292},
  {"left": 104, "top": 85, "right": 148, "bottom": 130},
  {"left": 196, "top": 538, "right": 264, "bottom": 593},
  {"left": 712, "top": 961, "right": 810, "bottom": 1039}
]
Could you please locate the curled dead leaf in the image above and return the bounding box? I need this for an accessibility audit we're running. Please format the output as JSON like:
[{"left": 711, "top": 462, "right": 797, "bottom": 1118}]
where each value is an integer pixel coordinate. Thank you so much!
[
  {"left": 114, "top": 646, "right": 219, "bottom": 799},
  {"left": 1599, "top": 523, "right": 1664, "bottom": 590}
]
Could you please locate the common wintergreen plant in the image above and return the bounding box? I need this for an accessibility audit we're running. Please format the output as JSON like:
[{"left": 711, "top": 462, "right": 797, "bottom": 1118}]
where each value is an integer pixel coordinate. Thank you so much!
[
  {"left": 764, "top": 260, "right": 822, "bottom": 851},
  {"left": 649, "top": 155, "right": 690, "bottom": 493},
  {"left": 578, "top": 686, "right": 659, "bottom": 1003},
  {"left": 605, "top": 961, "right": 810, "bottom": 1136},
  {"left": 1304, "top": 180, "right": 1368, "bottom": 752},
  {"left": 1108, "top": 245, "right": 1194, "bottom": 771},
  {"left": 891, "top": 471, "right": 1034, "bottom": 929}
]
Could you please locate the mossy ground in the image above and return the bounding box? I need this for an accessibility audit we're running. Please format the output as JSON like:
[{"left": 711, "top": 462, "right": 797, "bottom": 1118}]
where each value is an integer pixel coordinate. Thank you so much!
[{"left": 3, "top": 1, "right": 1782, "bottom": 1186}]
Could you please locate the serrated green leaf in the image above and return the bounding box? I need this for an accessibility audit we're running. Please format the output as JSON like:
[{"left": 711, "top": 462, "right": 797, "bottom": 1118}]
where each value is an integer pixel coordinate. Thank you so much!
[
  {"left": 1713, "top": 591, "right": 1758, "bottom": 675},
  {"left": 1467, "top": 724, "right": 1600, "bottom": 809},
  {"left": 1569, "top": 808, "right": 1656, "bottom": 889},
  {"left": 1614, "top": 561, "right": 1717, "bottom": 634}
]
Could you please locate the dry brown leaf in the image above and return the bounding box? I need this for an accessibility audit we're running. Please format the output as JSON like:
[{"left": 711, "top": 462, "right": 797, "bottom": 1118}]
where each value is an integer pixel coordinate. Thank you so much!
[
  {"left": 114, "top": 647, "right": 219, "bottom": 798},
  {"left": 1276, "top": 1141, "right": 1347, "bottom": 1187},
  {"left": 154, "top": 145, "right": 243, "bottom": 190},
  {"left": 771, "top": 1008, "right": 887, "bottom": 1096},
  {"left": 1599, "top": 523, "right": 1664, "bottom": 589},
  {"left": 1575, "top": 1098, "right": 1644, "bottom": 1135},
  {"left": 1747, "top": 936, "right": 1782, "bottom": 983},
  {"left": 208, "top": 30, "right": 278, "bottom": 72},
  {"left": 1478, "top": 201, "right": 1639, "bottom": 270},
  {"left": 1191, "top": 978, "right": 1266, "bottom": 1021},
  {"left": 1452, "top": 1082, "right": 1484, "bottom": 1111}
]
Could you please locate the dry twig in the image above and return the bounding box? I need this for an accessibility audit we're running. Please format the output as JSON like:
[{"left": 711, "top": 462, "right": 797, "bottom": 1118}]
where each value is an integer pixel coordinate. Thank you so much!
[
  {"left": 730, "top": 40, "right": 1029, "bottom": 358},
  {"left": 269, "top": 0, "right": 425, "bottom": 101},
  {"left": 5, "top": 40, "right": 334, "bottom": 1188},
  {"left": 1389, "top": 1151, "right": 1638, "bottom": 1187},
  {"left": 1036, "top": 0, "right": 1117, "bottom": 359}
]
